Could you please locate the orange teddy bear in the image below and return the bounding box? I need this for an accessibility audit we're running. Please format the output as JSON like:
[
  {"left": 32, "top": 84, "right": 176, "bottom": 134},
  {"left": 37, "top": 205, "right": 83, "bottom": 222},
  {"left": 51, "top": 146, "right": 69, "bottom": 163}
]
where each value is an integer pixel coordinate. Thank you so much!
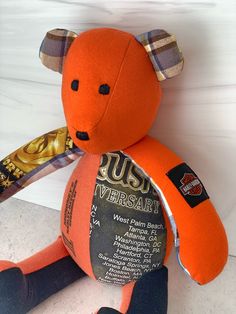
[{"left": 0, "top": 28, "right": 228, "bottom": 314}]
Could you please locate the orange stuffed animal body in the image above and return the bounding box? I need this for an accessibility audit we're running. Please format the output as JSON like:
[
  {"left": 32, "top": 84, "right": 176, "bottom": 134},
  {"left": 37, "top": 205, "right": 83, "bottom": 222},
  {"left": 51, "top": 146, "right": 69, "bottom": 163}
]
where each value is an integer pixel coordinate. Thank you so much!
[{"left": 0, "top": 28, "right": 228, "bottom": 314}]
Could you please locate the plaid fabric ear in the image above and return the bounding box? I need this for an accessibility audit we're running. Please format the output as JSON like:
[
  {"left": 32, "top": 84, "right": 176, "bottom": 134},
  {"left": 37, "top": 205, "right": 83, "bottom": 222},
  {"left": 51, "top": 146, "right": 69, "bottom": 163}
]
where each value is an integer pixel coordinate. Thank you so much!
[
  {"left": 136, "top": 29, "right": 184, "bottom": 81},
  {"left": 39, "top": 29, "right": 78, "bottom": 73}
]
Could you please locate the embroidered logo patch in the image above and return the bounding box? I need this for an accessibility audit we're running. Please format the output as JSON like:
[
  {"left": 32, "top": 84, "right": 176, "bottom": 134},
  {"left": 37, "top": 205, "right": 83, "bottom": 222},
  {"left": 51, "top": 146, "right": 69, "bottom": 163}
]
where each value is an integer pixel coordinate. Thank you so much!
[
  {"left": 180, "top": 173, "right": 202, "bottom": 196},
  {"left": 167, "top": 163, "right": 209, "bottom": 208}
]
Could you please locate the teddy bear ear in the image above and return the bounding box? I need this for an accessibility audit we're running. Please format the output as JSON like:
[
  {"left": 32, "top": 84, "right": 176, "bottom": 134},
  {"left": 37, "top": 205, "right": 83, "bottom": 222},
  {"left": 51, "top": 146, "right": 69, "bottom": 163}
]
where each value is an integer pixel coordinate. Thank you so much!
[
  {"left": 136, "top": 29, "right": 184, "bottom": 81},
  {"left": 39, "top": 29, "right": 78, "bottom": 73}
]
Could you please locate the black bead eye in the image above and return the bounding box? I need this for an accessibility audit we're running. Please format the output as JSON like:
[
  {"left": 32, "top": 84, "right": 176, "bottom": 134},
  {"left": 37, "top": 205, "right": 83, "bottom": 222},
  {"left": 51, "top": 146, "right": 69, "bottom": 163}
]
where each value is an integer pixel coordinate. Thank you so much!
[
  {"left": 99, "top": 84, "right": 110, "bottom": 95},
  {"left": 71, "top": 80, "right": 79, "bottom": 91}
]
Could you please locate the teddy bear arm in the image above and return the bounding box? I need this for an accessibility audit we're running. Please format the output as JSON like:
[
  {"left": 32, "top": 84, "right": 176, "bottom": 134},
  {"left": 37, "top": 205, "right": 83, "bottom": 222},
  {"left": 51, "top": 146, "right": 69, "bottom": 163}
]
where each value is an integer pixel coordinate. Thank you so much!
[
  {"left": 124, "top": 135, "right": 228, "bottom": 285},
  {"left": 0, "top": 126, "right": 83, "bottom": 203}
]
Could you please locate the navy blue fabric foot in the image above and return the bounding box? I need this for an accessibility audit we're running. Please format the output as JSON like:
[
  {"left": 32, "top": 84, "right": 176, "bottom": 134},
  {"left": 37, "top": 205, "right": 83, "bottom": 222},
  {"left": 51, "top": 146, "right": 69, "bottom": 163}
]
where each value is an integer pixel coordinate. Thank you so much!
[
  {"left": 0, "top": 267, "right": 28, "bottom": 314},
  {"left": 127, "top": 266, "right": 168, "bottom": 314},
  {"left": 98, "top": 308, "right": 121, "bottom": 314},
  {"left": 0, "top": 256, "right": 86, "bottom": 314}
]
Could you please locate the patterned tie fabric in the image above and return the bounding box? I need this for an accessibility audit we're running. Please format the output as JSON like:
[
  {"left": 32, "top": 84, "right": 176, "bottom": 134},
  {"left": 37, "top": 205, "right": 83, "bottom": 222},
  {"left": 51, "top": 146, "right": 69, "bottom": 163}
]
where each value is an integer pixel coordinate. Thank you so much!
[{"left": 0, "top": 127, "right": 83, "bottom": 202}]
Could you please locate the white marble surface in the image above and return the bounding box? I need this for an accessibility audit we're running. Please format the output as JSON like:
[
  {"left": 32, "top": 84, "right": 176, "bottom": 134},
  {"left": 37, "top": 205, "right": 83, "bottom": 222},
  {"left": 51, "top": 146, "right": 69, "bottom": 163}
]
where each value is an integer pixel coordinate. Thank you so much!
[
  {"left": 0, "top": 0, "right": 235, "bottom": 254},
  {"left": 0, "top": 198, "right": 235, "bottom": 314}
]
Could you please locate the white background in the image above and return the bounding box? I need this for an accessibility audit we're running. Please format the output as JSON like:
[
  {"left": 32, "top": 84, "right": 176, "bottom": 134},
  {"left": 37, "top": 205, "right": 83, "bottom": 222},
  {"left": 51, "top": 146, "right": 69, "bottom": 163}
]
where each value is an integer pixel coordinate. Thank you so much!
[
  {"left": 0, "top": 1, "right": 235, "bottom": 313},
  {"left": 0, "top": 0, "right": 236, "bottom": 255},
  {"left": 1, "top": 0, "right": 235, "bottom": 255}
]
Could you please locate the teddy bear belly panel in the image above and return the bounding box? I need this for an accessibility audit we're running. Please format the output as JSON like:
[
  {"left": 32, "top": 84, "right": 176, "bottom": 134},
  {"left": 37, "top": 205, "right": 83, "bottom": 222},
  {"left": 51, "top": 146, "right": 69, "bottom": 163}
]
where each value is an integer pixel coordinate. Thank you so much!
[{"left": 90, "top": 151, "right": 167, "bottom": 286}]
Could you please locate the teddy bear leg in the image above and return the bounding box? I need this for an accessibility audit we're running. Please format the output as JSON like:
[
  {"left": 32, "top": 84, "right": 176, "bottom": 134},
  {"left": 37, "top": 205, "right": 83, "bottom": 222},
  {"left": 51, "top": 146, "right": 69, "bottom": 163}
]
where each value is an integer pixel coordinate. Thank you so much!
[
  {"left": 98, "top": 266, "right": 168, "bottom": 314},
  {"left": 0, "top": 236, "right": 86, "bottom": 314},
  {"left": 125, "top": 266, "right": 168, "bottom": 314}
]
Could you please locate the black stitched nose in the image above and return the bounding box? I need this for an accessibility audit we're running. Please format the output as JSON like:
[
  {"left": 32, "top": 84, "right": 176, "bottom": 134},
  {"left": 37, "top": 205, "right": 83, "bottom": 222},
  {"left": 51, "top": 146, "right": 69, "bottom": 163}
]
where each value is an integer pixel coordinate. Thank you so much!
[{"left": 76, "top": 131, "right": 89, "bottom": 141}]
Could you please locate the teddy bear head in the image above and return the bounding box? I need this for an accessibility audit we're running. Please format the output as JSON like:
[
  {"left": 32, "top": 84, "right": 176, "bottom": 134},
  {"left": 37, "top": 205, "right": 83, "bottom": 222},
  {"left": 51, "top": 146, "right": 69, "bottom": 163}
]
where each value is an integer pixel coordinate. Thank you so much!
[{"left": 40, "top": 28, "right": 183, "bottom": 154}]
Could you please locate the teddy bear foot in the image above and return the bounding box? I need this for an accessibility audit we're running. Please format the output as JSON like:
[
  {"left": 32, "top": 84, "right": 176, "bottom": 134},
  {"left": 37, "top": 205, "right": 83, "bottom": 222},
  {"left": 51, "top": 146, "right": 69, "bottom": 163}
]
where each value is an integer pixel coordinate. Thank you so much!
[
  {"left": 125, "top": 267, "right": 168, "bottom": 314},
  {"left": 0, "top": 266, "right": 29, "bottom": 314},
  {"left": 97, "top": 267, "right": 168, "bottom": 314},
  {"left": 97, "top": 308, "right": 121, "bottom": 314},
  {"left": 0, "top": 252, "right": 86, "bottom": 314}
]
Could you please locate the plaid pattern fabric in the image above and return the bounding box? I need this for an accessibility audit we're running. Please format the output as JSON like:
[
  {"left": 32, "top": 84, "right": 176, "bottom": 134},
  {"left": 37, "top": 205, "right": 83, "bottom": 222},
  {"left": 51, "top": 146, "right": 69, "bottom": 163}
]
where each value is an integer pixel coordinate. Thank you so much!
[
  {"left": 136, "top": 29, "right": 184, "bottom": 81},
  {"left": 0, "top": 127, "right": 84, "bottom": 203},
  {"left": 39, "top": 29, "right": 77, "bottom": 73}
]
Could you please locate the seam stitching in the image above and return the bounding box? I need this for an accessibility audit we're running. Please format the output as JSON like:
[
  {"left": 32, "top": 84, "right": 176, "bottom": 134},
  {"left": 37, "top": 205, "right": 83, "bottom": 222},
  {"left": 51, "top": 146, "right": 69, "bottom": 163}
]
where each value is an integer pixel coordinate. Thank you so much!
[{"left": 88, "top": 38, "right": 132, "bottom": 133}]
